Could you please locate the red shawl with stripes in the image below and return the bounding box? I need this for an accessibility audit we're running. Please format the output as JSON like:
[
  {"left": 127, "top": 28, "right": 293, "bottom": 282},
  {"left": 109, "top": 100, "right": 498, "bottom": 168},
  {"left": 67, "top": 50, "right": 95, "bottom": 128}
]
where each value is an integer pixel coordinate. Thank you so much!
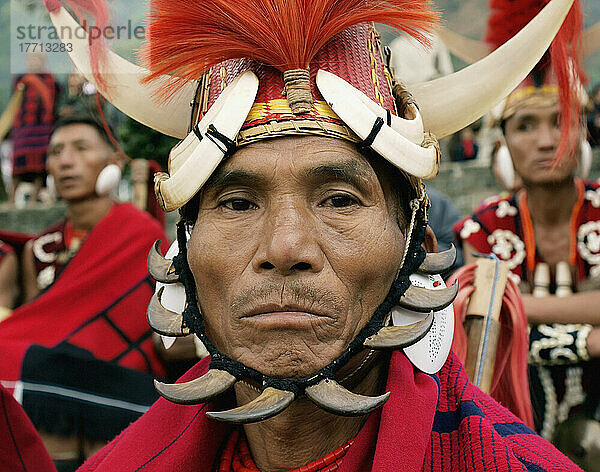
[{"left": 78, "top": 350, "right": 581, "bottom": 471}]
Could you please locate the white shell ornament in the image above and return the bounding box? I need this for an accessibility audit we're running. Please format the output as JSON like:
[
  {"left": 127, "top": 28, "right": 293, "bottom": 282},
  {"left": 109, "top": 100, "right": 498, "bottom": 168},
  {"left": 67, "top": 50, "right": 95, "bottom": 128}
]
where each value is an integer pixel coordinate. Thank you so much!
[{"left": 394, "top": 273, "right": 454, "bottom": 374}]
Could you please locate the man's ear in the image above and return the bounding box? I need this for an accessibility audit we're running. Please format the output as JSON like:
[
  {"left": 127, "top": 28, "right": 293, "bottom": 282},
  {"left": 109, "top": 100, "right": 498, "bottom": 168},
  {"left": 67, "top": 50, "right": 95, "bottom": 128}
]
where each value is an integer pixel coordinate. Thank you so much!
[
  {"left": 108, "top": 150, "right": 125, "bottom": 171},
  {"left": 424, "top": 225, "right": 438, "bottom": 253}
]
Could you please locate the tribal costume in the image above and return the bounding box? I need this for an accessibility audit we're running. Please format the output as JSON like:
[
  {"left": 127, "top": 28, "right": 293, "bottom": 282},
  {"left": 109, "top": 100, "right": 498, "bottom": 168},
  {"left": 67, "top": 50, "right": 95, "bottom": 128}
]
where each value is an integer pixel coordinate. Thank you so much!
[
  {"left": 454, "top": 184, "right": 600, "bottom": 440},
  {"left": 77, "top": 352, "right": 580, "bottom": 471},
  {"left": 40, "top": 0, "right": 584, "bottom": 469},
  {"left": 11, "top": 73, "right": 60, "bottom": 177},
  {"left": 30, "top": 218, "right": 89, "bottom": 291},
  {"left": 453, "top": 0, "right": 598, "bottom": 462},
  {"left": 0, "top": 203, "right": 167, "bottom": 442}
]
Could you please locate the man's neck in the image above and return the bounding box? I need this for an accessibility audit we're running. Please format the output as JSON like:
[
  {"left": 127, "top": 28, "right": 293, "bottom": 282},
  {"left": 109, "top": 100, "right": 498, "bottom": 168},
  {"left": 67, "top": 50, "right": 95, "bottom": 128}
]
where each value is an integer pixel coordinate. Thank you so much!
[
  {"left": 237, "top": 352, "right": 386, "bottom": 472},
  {"left": 523, "top": 178, "right": 578, "bottom": 227},
  {"left": 66, "top": 196, "right": 113, "bottom": 231}
]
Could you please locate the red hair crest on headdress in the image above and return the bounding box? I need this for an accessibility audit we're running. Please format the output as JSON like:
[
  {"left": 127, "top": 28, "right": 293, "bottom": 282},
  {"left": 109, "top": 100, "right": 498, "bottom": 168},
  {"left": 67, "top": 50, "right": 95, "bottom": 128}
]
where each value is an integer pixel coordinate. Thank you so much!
[
  {"left": 44, "top": 0, "right": 111, "bottom": 92},
  {"left": 486, "top": 0, "right": 586, "bottom": 163},
  {"left": 141, "top": 0, "right": 439, "bottom": 96}
]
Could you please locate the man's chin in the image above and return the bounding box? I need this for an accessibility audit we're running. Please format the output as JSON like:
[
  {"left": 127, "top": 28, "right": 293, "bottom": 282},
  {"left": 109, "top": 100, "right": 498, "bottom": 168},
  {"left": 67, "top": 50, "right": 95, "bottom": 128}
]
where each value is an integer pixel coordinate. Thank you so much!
[{"left": 232, "top": 345, "right": 342, "bottom": 379}]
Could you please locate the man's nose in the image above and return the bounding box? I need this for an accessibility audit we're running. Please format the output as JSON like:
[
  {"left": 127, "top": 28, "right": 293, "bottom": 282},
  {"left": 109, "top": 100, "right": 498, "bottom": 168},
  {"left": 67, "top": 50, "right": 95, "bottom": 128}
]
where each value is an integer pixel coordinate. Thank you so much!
[
  {"left": 55, "top": 149, "right": 76, "bottom": 168},
  {"left": 252, "top": 202, "right": 325, "bottom": 275},
  {"left": 537, "top": 123, "right": 558, "bottom": 150}
]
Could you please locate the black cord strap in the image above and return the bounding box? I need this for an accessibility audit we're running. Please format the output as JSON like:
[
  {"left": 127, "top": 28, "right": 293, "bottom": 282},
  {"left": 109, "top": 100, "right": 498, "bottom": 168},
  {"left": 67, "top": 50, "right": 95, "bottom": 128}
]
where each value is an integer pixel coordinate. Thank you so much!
[
  {"left": 192, "top": 124, "right": 203, "bottom": 142},
  {"left": 206, "top": 124, "right": 237, "bottom": 155},
  {"left": 360, "top": 117, "right": 384, "bottom": 149}
]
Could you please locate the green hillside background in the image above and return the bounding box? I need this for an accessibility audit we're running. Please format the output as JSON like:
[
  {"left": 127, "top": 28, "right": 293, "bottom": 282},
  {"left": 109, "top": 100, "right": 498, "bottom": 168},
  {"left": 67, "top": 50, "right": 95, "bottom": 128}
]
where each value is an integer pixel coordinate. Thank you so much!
[{"left": 0, "top": 0, "right": 599, "bottom": 111}]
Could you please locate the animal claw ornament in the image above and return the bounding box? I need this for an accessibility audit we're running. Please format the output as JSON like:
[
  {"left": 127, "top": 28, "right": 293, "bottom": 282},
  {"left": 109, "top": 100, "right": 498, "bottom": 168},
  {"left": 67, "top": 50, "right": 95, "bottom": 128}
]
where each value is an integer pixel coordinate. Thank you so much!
[
  {"left": 418, "top": 245, "right": 457, "bottom": 274},
  {"left": 147, "top": 287, "right": 189, "bottom": 337},
  {"left": 363, "top": 311, "right": 434, "bottom": 349},
  {"left": 148, "top": 241, "right": 179, "bottom": 284},
  {"left": 154, "top": 369, "right": 236, "bottom": 405},
  {"left": 206, "top": 387, "right": 295, "bottom": 424},
  {"left": 305, "top": 379, "right": 390, "bottom": 416},
  {"left": 398, "top": 282, "right": 458, "bottom": 313}
]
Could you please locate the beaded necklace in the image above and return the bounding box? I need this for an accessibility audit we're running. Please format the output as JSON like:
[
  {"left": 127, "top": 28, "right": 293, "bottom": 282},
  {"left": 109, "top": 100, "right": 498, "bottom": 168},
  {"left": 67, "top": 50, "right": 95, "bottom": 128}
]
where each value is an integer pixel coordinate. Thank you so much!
[
  {"left": 518, "top": 178, "right": 584, "bottom": 278},
  {"left": 218, "top": 429, "right": 354, "bottom": 472}
]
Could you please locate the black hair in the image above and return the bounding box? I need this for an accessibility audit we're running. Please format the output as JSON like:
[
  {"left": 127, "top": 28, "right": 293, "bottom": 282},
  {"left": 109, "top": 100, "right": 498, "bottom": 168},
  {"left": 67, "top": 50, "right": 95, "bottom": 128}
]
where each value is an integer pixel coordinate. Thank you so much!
[{"left": 51, "top": 115, "right": 117, "bottom": 150}]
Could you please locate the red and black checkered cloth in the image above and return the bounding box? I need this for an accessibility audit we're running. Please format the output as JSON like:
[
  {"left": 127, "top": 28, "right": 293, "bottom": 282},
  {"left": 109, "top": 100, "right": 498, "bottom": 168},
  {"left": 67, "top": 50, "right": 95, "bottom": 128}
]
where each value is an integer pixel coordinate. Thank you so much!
[{"left": 11, "top": 73, "right": 60, "bottom": 176}]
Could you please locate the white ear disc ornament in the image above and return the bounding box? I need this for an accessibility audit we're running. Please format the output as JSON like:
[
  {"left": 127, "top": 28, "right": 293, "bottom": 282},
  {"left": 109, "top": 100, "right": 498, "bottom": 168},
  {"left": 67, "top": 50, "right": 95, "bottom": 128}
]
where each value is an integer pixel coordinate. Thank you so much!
[
  {"left": 393, "top": 273, "right": 454, "bottom": 374},
  {"left": 95, "top": 164, "right": 121, "bottom": 197}
]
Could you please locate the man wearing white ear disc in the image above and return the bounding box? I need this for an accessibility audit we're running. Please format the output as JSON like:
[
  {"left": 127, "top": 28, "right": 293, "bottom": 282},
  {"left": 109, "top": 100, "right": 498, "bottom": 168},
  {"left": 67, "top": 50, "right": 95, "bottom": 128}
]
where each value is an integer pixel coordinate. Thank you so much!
[
  {"left": 455, "top": 0, "right": 600, "bottom": 465},
  {"left": 0, "top": 114, "right": 168, "bottom": 469},
  {"left": 22, "top": 116, "right": 123, "bottom": 301}
]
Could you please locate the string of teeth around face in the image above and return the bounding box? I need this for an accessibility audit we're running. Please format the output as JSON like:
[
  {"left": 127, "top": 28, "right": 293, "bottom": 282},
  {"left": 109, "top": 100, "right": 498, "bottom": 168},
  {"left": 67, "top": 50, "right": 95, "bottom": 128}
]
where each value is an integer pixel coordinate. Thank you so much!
[{"left": 147, "top": 241, "right": 457, "bottom": 423}]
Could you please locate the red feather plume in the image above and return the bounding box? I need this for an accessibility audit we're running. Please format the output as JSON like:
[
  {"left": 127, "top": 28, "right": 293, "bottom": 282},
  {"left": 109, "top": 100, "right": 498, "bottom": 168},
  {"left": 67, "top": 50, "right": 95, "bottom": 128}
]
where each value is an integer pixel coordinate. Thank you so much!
[
  {"left": 141, "top": 0, "right": 439, "bottom": 94},
  {"left": 485, "top": 0, "right": 586, "bottom": 164},
  {"left": 44, "top": 0, "right": 111, "bottom": 92}
]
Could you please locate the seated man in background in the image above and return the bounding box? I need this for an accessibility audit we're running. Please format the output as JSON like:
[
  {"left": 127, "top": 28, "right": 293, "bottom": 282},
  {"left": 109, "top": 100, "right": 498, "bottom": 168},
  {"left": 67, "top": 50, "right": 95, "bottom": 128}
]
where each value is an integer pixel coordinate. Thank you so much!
[
  {"left": 0, "top": 115, "right": 167, "bottom": 471},
  {"left": 455, "top": 0, "right": 600, "bottom": 467}
]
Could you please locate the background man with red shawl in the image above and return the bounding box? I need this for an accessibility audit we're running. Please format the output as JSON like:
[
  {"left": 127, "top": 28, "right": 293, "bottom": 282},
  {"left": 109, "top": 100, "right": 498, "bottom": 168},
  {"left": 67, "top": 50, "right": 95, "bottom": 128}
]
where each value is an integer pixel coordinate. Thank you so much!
[
  {"left": 27, "top": 0, "right": 587, "bottom": 470},
  {"left": 10, "top": 51, "right": 61, "bottom": 203},
  {"left": 0, "top": 114, "right": 168, "bottom": 470}
]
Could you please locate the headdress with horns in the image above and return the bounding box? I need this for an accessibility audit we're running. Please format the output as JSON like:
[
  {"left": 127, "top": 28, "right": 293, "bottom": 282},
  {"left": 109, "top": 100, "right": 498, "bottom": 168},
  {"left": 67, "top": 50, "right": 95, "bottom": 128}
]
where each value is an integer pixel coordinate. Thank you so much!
[
  {"left": 46, "top": 0, "right": 575, "bottom": 423},
  {"left": 440, "top": 0, "right": 588, "bottom": 161}
]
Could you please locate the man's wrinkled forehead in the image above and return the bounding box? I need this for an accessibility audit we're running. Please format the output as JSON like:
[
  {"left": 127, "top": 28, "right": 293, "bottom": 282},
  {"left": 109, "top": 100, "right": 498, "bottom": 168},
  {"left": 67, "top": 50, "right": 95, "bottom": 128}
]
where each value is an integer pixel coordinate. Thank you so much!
[{"left": 202, "top": 137, "right": 379, "bottom": 194}]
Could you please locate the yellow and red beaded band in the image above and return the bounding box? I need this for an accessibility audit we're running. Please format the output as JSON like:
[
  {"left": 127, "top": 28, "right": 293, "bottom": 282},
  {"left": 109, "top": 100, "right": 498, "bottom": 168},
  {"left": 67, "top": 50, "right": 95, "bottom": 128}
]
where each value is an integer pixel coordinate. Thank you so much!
[{"left": 502, "top": 85, "right": 559, "bottom": 121}]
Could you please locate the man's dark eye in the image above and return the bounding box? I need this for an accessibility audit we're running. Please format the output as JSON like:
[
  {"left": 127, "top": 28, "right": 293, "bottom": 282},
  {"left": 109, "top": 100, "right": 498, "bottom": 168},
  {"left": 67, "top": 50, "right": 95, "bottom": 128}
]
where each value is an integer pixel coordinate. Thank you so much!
[
  {"left": 327, "top": 195, "right": 357, "bottom": 208},
  {"left": 224, "top": 199, "right": 256, "bottom": 211}
]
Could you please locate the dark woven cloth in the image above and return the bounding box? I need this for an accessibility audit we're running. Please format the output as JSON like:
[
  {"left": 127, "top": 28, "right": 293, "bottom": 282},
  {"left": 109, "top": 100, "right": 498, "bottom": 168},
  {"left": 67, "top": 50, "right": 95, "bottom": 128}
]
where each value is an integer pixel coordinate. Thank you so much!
[{"left": 11, "top": 73, "right": 60, "bottom": 176}]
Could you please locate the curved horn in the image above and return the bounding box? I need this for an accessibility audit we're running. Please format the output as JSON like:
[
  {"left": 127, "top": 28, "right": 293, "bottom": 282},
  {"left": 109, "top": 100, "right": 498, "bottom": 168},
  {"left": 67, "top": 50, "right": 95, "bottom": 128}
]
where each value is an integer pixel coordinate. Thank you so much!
[
  {"left": 155, "top": 71, "right": 259, "bottom": 212},
  {"left": 584, "top": 22, "right": 600, "bottom": 58},
  {"left": 46, "top": 4, "right": 195, "bottom": 138},
  {"left": 437, "top": 27, "right": 490, "bottom": 65},
  {"left": 305, "top": 379, "right": 390, "bottom": 416},
  {"left": 154, "top": 369, "right": 236, "bottom": 404},
  {"left": 147, "top": 287, "right": 190, "bottom": 336},
  {"left": 410, "top": 0, "right": 576, "bottom": 138},
  {"left": 316, "top": 70, "right": 439, "bottom": 179},
  {"left": 364, "top": 311, "right": 434, "bottom": 349},
  {"left": 316, "top": 70, "right": 424, "bottom": 144},
  {"left": 399, "top": 282, "right": 458, "bottom": 313},
  {"left": 206, "top": 387, "right": 295, "bottom": 424},
  {"left": 418, "top": 245, "right": 457, "bottom": 275},
  {"left": 148, "top": 241, "right": 178, "bottom": 283}
]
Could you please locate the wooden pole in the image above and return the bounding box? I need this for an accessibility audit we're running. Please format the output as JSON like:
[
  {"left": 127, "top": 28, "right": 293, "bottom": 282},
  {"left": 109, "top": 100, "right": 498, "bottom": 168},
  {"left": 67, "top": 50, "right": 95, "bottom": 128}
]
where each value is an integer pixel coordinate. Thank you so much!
[{"left": 464, "top": 257, "right": 510, "bottom": 393}]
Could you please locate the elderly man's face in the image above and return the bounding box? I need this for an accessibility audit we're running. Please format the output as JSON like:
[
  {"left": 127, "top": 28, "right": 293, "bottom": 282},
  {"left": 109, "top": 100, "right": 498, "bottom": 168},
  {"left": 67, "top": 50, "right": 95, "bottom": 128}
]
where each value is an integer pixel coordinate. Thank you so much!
[{"left": 188, "top": 136, "right": 405, "bottom": 378}]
